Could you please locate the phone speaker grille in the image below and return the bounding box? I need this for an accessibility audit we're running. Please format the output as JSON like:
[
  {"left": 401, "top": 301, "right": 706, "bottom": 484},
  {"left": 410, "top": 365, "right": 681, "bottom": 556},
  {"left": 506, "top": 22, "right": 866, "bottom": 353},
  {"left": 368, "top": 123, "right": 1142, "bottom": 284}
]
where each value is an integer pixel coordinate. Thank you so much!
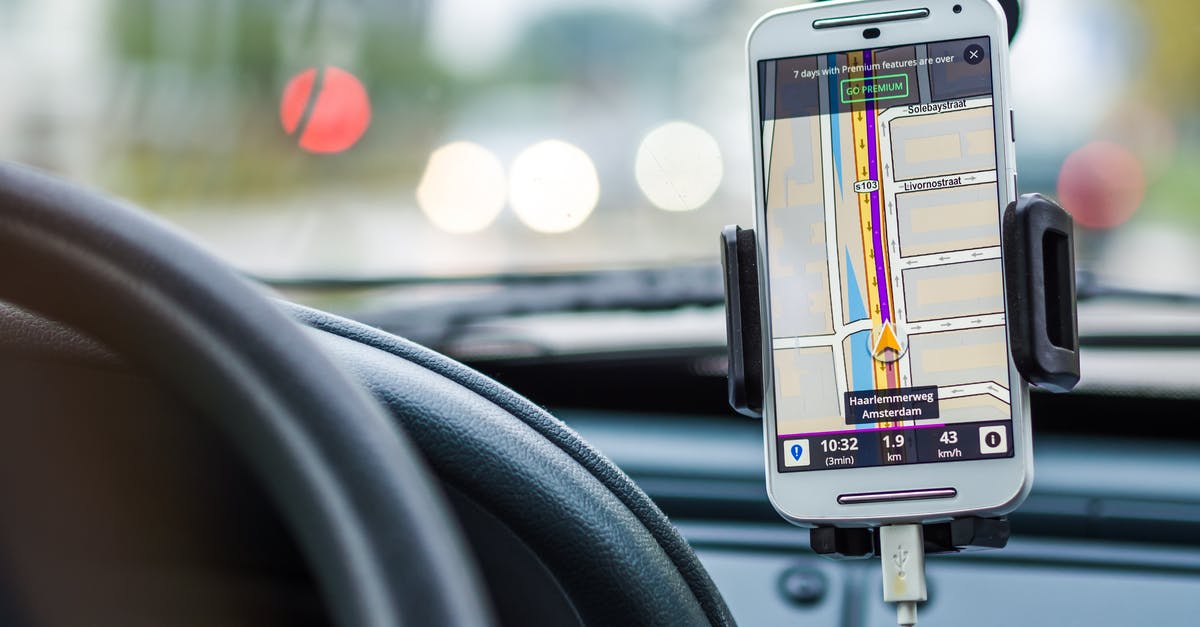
[{"left": 812, "top": 8, "right": 930, "bottom": 29}]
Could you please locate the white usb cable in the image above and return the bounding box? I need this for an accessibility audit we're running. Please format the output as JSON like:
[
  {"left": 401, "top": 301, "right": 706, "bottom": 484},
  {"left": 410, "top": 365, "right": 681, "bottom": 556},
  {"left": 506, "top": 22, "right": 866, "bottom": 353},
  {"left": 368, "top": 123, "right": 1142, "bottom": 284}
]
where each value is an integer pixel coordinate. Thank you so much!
[{"left": 879, "top": 524, "right": 928, "bottom": 627}]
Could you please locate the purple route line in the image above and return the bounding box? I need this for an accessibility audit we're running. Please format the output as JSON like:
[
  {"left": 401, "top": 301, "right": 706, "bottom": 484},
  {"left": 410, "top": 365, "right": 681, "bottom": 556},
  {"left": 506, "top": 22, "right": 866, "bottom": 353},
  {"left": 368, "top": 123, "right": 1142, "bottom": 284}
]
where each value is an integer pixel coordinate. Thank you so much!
[
  {"left": 863, "top": 49, "right": 890, "bottom": 323},
  {"left": 779, "top": 423, "right": 947, "bottom": 439}
]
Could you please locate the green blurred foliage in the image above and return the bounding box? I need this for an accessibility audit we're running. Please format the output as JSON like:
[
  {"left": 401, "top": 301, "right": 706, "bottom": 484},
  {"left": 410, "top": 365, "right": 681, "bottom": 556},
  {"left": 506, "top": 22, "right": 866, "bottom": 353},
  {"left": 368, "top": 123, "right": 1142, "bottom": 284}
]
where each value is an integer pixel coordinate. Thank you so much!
[
  {"left": 508, "top": 9, "right": 679, "bottom": 85},
  {"left": 104, "top": 0, "right": 454, "bottom": 206},
  {"left": 1108, "top": 1, "right": 1200, "bottom": 229},
  {"left": 1142, "top": 155, "right": 1200, "bottom": 229},
  {"left": 1136, "top": 0, "right": 1200, "bottom": 113}
]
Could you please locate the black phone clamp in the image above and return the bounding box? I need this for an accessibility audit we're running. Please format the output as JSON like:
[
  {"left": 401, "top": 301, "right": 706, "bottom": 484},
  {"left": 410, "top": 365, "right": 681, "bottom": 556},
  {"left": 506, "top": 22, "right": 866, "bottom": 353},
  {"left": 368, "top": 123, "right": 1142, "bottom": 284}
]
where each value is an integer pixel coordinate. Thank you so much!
[
  {"left": 721, "top": 193, "right": 1081, "bottom": 557},
  {"left": 809, "top": 515, "right": 1011, "bottom": 559}
]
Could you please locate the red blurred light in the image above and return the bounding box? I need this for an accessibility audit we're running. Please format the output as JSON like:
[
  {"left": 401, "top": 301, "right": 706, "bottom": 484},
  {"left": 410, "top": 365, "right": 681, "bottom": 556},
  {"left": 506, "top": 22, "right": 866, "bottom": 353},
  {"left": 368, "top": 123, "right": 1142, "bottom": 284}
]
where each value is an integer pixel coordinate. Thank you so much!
[
  {"left": 279, "top": 68, "right": 315, "bottom": 135},
  {"left": 279, "top": 66, "right": 371, "bottom": 154},
  {"left": 1056, "top": 141, "right": 1145, "bottom": 230}
]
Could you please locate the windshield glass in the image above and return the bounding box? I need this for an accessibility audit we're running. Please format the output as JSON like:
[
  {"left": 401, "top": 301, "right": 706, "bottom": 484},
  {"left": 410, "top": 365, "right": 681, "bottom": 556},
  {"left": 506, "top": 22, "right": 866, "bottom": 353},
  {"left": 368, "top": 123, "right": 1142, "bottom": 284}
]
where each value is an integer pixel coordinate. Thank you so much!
[{"left": 1, "top": 0, "right": 1194, "bottom": 289}]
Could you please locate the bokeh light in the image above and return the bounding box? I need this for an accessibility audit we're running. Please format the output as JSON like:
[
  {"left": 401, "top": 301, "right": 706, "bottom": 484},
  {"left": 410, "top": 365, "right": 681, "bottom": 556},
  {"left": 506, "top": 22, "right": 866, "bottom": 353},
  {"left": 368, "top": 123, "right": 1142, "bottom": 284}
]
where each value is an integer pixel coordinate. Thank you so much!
[
  {"left": 634, "top": 121, "right": 723, "bottom": 212},
  {"left": 416, "top": 142, "right": 507, "bottom": 234},
  {"left": 509, "top": 140, "right": 599, "bottom": 234},
  {"left": 279, "top": 66, "right": 372, "bottom": 154},
  {"left": 1056, "top": 141, "right": 1146, "bottom": 230},
  {"left": 280, "top": 69, "right": 316, "bottom": 135}
]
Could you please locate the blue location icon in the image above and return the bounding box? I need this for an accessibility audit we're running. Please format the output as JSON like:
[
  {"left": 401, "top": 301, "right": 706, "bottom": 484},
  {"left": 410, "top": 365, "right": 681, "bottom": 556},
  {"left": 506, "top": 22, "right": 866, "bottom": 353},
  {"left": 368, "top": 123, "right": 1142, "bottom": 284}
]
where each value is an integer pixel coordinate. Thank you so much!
[{"left": 790, "top": 443, "right": 804, "bottom": 461}]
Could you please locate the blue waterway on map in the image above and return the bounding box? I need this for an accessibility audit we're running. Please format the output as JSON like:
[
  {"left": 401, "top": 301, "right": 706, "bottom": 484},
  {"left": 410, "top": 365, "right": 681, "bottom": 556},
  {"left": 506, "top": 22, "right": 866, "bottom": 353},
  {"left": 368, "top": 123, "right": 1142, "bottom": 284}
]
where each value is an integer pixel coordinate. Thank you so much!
[
  {"left": 848, "top": 330, "right": 874, "bottom": 394},
  {"left": 827, "top": 53, "right": 843, "bottom": 190},
  {"left": 849, "top": 332, "right": 874, "bottom": 430},
  {"left": 844, "top": 247, "right": 874, "bottom": 429},
  {"left": 845, "top": 248, "right": 868, "bottom": 322}
]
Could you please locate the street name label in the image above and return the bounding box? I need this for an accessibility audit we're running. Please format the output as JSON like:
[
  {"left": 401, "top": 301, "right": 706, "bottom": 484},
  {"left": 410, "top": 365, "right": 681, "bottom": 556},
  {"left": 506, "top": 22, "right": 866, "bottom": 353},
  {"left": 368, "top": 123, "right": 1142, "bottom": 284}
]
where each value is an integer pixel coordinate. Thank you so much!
[
  {"left": 844, "top": 386, "right": 940, "bottom": 425},
  {"left": 906, "top": 99, "right": 967, "bottom": 115},
  {"left": 901, "top": 175, "right": 966, "bottom": 192}
]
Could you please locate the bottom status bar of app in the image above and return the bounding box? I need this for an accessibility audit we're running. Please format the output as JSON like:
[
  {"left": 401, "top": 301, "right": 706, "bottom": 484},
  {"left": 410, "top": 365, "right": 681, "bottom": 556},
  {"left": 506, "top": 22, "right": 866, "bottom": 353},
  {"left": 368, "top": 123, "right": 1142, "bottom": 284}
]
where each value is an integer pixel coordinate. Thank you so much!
[{"left": 777, "top": 422, "right": 1012, "bottom": 472}]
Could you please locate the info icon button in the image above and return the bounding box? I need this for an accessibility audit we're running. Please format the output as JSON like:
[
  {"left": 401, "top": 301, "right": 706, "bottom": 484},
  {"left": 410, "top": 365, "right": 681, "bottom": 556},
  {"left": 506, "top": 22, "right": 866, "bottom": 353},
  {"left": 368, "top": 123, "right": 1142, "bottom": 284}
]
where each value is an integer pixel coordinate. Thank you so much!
[
  {"left": 978, "top": 426, "right": 1008, "bottom": 454},
  {"left": 782, "top": 439, "right": 811, "bottom": 468}
]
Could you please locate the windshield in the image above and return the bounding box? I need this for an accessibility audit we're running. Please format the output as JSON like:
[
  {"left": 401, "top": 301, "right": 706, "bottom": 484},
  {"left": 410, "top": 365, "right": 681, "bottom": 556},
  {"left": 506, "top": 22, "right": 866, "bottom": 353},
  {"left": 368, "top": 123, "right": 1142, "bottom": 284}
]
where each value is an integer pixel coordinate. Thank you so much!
[{"left": 1, "top": 0, "right": 1195, "bottom": 290}]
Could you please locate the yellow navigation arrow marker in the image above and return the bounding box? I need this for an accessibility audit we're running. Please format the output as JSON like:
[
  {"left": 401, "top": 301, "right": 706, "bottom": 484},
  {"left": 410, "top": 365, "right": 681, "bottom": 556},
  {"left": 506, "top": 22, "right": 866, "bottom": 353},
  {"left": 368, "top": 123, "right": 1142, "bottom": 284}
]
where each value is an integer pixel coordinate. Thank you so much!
[{"left": 872, "top": 321, "right": 904, "bottom": 362}]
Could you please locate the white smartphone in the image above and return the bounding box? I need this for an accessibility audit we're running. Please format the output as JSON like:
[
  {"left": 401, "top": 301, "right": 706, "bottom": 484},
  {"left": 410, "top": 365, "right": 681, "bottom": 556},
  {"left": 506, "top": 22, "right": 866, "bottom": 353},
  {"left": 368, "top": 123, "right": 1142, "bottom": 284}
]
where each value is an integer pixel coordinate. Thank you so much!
[{"left": 748, "top": 0, "right": 1030, "bottom": 526}]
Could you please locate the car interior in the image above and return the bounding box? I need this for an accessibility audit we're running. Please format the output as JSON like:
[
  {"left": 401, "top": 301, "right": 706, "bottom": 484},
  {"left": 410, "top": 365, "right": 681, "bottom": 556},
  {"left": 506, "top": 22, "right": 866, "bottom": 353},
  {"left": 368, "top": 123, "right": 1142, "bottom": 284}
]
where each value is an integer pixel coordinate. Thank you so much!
[{"left": 2, "top": 1, "right": 1200, "bottom": 626}]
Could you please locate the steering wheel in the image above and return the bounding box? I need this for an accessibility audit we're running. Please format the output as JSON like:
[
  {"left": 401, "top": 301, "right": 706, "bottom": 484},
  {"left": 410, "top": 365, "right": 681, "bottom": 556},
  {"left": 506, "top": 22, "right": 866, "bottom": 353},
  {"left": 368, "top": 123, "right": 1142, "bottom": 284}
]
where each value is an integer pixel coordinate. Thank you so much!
[
  {"left": 0, "top": 163, "right": 490, "bottom": 627},
  {"left": 0, "top": 163, "right": 735, "bottom": 626}
]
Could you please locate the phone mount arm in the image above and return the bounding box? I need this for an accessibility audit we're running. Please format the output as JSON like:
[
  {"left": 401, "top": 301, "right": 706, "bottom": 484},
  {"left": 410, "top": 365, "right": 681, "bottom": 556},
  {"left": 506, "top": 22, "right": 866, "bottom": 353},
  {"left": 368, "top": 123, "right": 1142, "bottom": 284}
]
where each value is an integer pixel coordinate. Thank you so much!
[
  {"left": 1003, "top": 193, "right": 1081, "bottom": 392},
  {"left": 720, "top": 225, "right": 764, "bottom": 418},
  {"left": 721, "top": 192, "right": 1081, "bottom": 556}
]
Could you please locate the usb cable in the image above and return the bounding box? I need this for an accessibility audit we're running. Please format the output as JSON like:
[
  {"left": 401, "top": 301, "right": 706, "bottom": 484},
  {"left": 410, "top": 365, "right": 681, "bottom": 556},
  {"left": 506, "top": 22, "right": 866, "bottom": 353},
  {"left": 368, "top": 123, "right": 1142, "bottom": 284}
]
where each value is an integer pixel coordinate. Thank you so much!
[{"left": 879, "top": 524, "right": 928, "bottom": 627}]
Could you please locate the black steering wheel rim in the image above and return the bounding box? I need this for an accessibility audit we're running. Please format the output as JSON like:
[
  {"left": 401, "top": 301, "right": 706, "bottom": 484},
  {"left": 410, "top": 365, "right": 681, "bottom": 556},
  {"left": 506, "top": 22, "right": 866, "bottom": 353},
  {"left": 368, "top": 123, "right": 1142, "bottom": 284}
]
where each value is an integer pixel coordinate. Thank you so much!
[{"left": 0, "top": 162, "right": 492, "bottom": 627}]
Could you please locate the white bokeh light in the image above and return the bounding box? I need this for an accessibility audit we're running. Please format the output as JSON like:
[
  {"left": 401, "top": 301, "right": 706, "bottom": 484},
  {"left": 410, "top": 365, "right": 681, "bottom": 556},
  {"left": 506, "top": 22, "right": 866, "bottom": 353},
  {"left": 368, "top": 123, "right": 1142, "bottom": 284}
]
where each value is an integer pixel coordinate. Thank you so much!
[
  {"left": 416, "top": 141, "right": 507, "bottom": 234},
  {"left": 635, "top": 121, "right": 723, "bottom": 212},
  {"left": 1009, "top": 0, "right": 1132, "bottom": 155},
  {"left": 509, "top": 140, "right": 599, "bottom": 234}
]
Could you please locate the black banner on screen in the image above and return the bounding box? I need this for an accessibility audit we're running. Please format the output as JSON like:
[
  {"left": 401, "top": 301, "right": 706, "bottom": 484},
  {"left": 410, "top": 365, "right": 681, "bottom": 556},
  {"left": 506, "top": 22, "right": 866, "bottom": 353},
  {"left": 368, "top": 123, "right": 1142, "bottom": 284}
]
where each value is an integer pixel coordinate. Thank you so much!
[{"left": 844, "top": 385, "right": 940, "bottom": 425}]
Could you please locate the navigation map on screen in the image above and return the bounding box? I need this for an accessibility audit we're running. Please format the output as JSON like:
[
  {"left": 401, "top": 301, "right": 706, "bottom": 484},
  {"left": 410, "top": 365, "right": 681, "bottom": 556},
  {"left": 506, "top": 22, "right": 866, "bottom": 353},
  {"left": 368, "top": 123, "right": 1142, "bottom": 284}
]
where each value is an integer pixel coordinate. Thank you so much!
[{"left": 759, "top": 37, "right": 1016, "bottom": 472}]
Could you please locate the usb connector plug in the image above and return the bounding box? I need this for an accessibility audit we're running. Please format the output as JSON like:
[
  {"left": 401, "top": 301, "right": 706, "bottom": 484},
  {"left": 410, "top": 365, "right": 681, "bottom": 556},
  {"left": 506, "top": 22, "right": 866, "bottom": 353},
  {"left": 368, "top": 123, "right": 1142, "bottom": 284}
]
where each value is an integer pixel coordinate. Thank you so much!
[{"left": 879, "top": 524, "right": 928, "bottom": 627}]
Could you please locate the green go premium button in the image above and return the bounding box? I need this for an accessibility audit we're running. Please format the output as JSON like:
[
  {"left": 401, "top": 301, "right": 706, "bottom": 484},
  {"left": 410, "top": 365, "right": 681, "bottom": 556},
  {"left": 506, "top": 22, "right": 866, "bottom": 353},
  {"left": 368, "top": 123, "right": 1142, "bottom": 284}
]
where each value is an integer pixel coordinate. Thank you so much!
[{"left": 840, "top": 74, "right": 910, "bottom": 104}]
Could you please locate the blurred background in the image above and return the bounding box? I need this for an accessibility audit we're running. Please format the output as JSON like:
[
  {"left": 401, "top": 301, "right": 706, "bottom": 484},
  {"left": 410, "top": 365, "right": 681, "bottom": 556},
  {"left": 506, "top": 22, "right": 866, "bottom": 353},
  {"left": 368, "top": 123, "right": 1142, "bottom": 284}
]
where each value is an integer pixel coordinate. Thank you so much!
[{"left": 0, "top": 0, "right": 1194, "bottom": 292}]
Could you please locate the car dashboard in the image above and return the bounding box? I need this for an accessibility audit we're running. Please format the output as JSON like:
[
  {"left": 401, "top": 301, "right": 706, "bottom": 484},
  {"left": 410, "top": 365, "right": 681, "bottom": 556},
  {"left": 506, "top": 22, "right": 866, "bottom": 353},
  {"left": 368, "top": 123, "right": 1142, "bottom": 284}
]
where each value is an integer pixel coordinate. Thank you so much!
[
  {"left": 4, "top": 291, "right": 1199, "bottom": 626},
  {"left": 564, "top": 408, "right": 1200, "bottom": 626},
  {"left": 450, "top": 296, "right": 1200, "bottom": 627}
]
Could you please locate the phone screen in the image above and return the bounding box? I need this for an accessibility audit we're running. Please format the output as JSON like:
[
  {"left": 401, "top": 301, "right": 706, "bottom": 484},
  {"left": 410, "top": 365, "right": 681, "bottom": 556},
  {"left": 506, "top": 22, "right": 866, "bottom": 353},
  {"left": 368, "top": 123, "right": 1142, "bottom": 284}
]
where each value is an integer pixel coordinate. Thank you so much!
[{"left": 759, "top": 37, "right": 1015, "bottom": 473}]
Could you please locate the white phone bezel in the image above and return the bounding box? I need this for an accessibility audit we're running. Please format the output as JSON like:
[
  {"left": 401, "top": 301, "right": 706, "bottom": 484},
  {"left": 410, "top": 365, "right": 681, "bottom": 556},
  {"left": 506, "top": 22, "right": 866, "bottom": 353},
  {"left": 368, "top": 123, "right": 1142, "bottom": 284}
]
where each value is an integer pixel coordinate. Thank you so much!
[{"left": 747, "top": 0, "right": 1031, "bottom": 526}]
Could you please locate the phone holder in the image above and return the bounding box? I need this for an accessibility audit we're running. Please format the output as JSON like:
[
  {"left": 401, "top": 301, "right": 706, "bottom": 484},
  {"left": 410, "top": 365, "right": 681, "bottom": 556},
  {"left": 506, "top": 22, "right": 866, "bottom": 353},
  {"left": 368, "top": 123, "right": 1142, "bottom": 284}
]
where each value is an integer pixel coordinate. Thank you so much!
[
  {"left": 721, "top": 193, "right": 1080, "bottom": 557},
  {"left": 809, "top": 515, "right": 1011, "bottom": 559}
]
